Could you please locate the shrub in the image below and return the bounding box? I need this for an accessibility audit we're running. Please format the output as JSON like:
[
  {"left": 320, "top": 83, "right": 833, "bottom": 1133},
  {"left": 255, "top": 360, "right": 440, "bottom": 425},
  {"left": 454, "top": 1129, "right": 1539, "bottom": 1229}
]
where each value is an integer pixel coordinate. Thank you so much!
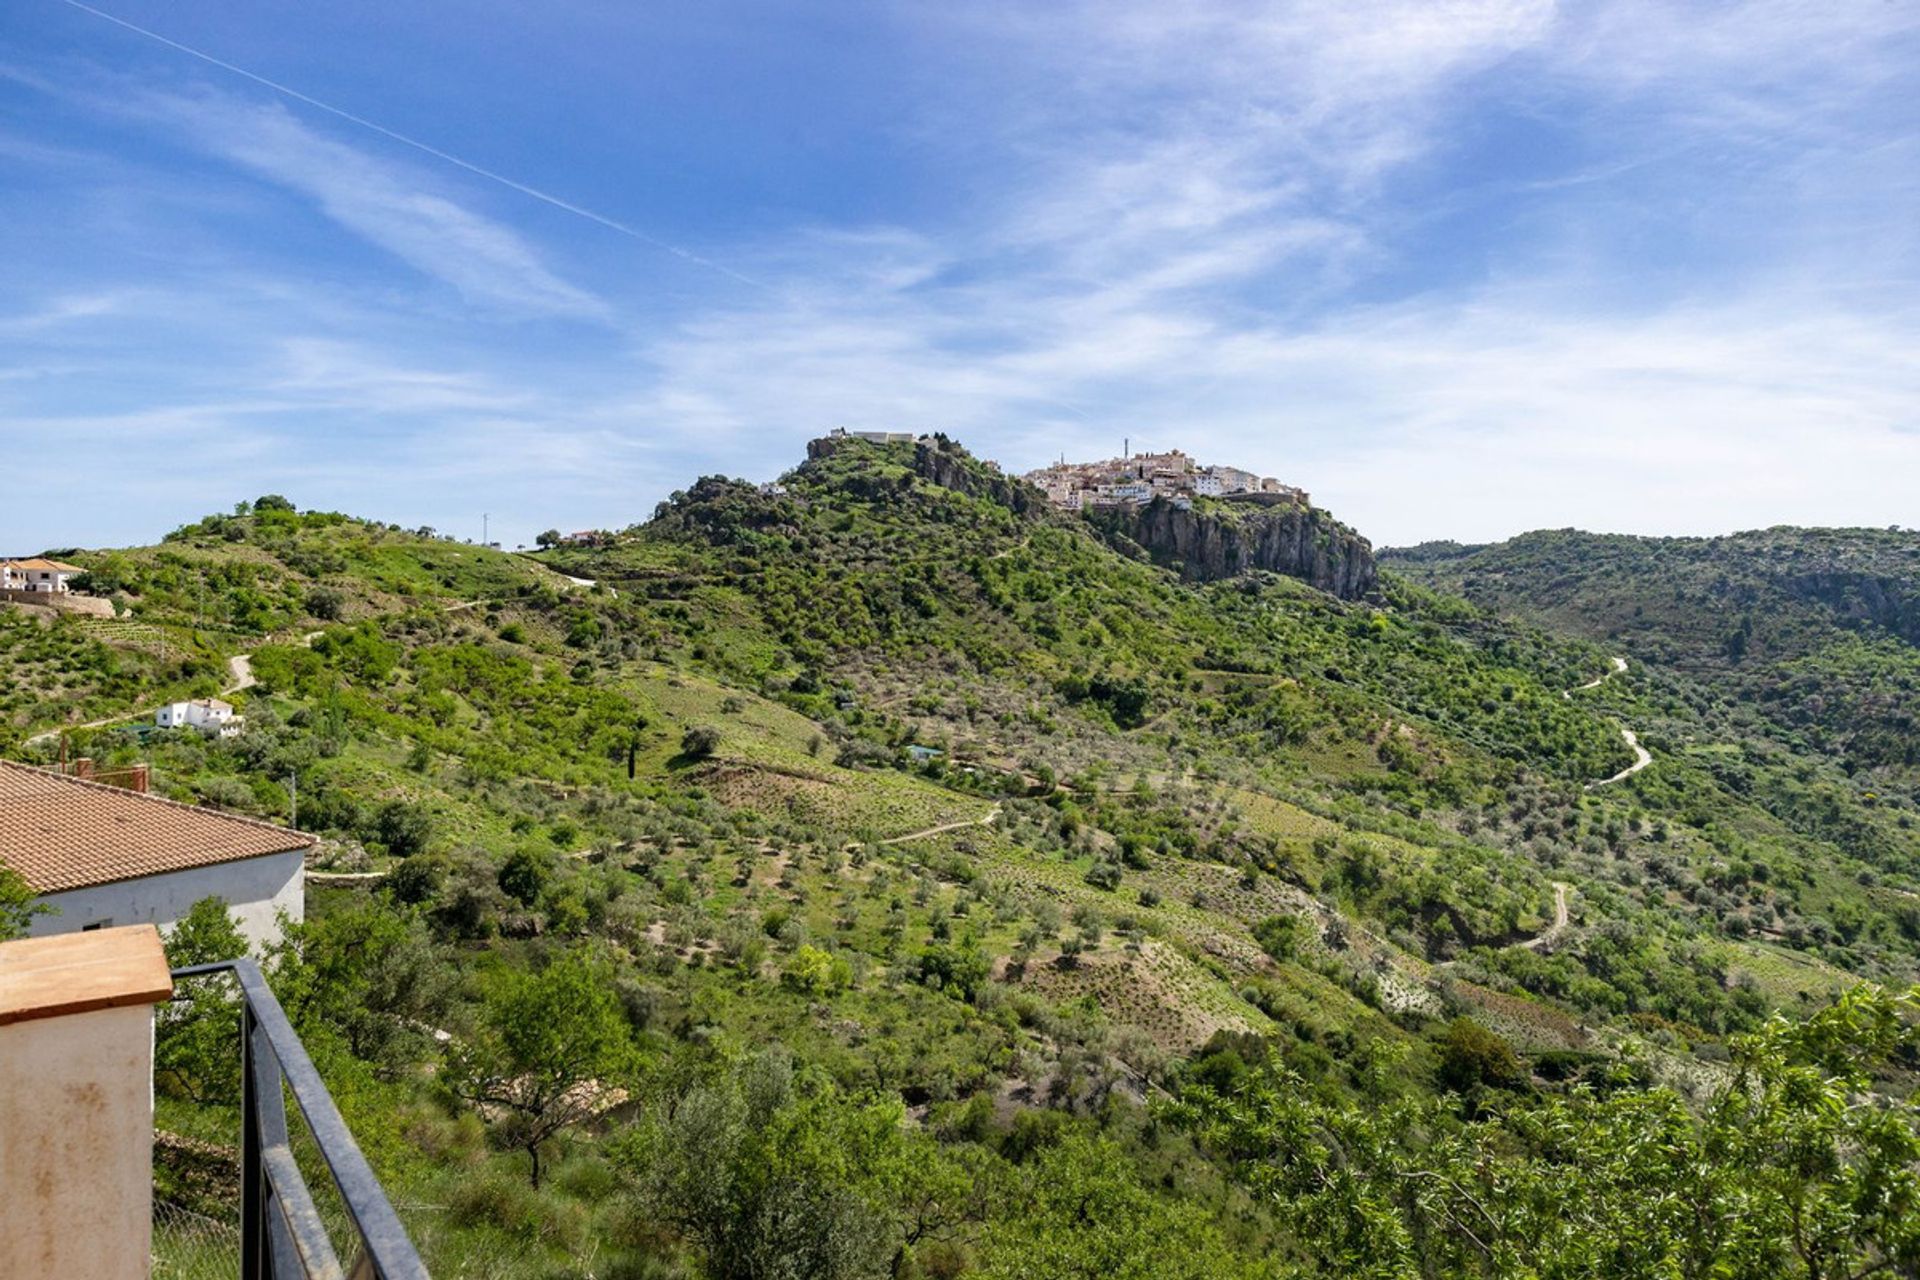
[{"left": 1436, "top": 1017, "right": 1526, "bottom": 1094}]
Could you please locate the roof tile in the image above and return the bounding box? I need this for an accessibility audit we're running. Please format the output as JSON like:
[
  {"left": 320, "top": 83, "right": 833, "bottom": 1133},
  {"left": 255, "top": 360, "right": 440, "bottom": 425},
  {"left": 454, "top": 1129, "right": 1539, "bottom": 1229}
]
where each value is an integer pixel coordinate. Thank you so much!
[{"left": 0, "top": 760, "right": 313, "bottom": 893}]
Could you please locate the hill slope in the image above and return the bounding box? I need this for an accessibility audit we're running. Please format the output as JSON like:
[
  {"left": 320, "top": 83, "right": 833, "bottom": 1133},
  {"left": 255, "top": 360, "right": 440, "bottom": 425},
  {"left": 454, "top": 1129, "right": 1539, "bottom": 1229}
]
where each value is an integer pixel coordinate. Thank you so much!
[
  {"left": 8, "top": 451, "right": 1918, "bottom": 1278},
  {"left": 1385, "top": 528, "right": 1920, "bottom": 781}
]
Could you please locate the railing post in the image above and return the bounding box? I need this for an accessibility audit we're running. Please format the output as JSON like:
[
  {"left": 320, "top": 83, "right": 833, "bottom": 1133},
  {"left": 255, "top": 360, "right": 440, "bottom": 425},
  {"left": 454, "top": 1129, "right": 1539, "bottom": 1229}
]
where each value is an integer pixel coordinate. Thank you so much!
[
  {"left": 171, "top": 957, "right": 430, "bottom": 1280},
  {"left": 241, "top": 999, "right": 266, "bottom": 1280}
]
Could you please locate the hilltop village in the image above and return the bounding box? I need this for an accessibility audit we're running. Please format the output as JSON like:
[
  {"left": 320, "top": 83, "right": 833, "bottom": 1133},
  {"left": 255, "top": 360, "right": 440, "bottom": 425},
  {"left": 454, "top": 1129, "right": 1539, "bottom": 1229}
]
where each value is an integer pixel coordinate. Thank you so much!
[
  {"left": 821, "top": 430, "right": 1309, "bottom": 512},
  {"left": 1025, "top": 447, "right": 1308, "bottom": 511}
]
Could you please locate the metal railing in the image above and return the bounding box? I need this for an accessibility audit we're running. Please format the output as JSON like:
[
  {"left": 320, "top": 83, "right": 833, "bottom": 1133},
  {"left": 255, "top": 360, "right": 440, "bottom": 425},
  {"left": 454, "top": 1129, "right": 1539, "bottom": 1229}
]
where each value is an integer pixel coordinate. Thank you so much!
[{"left": 170, "top": 960, "right": 429, "bottom": 1280}]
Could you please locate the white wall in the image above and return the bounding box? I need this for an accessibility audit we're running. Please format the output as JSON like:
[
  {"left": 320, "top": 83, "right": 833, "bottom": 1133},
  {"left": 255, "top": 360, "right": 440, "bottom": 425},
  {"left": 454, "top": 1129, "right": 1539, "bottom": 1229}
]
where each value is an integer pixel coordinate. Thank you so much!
[
  {"left": 0, "top": 1001, "right": 156, "bottom": 1280},
  {"left": 28, "top": 848, "right": 305, "bottom": 951}
]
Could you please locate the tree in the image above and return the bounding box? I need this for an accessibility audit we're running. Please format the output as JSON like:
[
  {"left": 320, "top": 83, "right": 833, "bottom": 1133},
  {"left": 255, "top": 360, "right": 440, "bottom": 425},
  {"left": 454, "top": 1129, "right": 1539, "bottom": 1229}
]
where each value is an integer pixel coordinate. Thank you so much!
[
  {"left": 782, "top": 944, "right": 851, "bottom": 996},
  {"left": 156, "top": 898, "right": 249, "bottom": 1104},
  {"left": 253, "top": 494, "right": 296, "bottom": 512},
  {"left": 977, "top": 1134, "right": 1261, "bottom": 1280},
  {"left": 535, "top": 529, "right": 562, "bottom": 548},
  {"left": 619, "top": 1049, "right": 972, "bottom": 1280},
  {"left": 681, "top": 724, "right": 722, "bottom": 760},
  {"left": 1435, "top": 1017, "right": 1525, "bottom": 1095},
  {"left": 1173, "top": 983, "right": 1920, "bottom": 1279},
  {"left": 305, "top": 586, "right": 346, "bottom": 621},
  {"left": 0, "top": 864, "right": 51, "bottom": 940},
  {"left": 268, "top": 899, "right": 453, "bottom": 1070},
  {"left": 497, "top": 847, "right": 553, "bottom": 907},
  {"left": 447, "top": 949, "right": 636, "bottom": 1187},
  {"left": 917, "top": 937, "right": 990, "bottom": 1002},
  {"left": 373, "top": 799, "right": 432, "bottom": 859}
]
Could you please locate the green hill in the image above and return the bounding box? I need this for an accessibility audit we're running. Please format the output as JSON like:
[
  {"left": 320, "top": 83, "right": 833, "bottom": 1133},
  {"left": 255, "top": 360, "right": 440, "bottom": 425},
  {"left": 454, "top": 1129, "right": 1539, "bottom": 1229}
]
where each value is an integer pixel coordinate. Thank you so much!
[
  {"left": 1385, "top": 527, "right": 1920, "bottom": 841},
  {"left": 8, "top": 449, "right": 1919, "bottom": 1279}
]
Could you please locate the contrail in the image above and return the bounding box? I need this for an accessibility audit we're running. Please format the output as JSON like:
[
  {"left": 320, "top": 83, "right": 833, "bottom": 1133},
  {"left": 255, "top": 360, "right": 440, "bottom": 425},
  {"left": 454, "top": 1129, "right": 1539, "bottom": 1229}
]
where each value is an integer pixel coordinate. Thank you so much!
[{"left": 56, "top": 0, "right": 765, "bottom": 289}]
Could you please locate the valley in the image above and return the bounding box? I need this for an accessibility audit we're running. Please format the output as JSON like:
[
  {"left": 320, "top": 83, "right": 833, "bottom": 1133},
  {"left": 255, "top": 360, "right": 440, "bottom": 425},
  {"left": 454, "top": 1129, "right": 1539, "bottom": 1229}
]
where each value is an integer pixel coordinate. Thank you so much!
[{"left": 3, "top": 439, "right": 1917, "bottom": 1278}]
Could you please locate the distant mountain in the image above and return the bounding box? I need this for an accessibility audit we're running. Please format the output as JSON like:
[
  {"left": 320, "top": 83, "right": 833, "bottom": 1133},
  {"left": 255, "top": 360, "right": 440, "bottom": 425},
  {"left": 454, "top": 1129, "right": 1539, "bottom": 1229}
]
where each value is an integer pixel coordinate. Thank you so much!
[{"left": 1383, "top": 528, "right": 1920, "bottom": 778}]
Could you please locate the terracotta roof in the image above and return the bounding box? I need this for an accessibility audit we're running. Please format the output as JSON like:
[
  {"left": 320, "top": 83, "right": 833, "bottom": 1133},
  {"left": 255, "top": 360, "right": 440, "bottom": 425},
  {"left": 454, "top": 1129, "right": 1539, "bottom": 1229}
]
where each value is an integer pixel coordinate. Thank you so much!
[
  {"left": 0, "top": 760, "right": 314, "bottom": 894},
  {"left": 2, "top": 558, "right": 83, "bottom": 573}
]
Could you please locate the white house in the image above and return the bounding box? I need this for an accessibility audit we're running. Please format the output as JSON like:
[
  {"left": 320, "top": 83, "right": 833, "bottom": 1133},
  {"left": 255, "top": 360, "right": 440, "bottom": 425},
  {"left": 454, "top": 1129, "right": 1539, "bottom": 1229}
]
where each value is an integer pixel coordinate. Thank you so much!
[
  {"left": 0, "top": 760, "right": 311, "bottom": 949},
  {"left": 156, "top": 698, "right": 244, "bottom": 737},
  {"left": 0, "top": 557, "right": 83, "bottom": 594}
]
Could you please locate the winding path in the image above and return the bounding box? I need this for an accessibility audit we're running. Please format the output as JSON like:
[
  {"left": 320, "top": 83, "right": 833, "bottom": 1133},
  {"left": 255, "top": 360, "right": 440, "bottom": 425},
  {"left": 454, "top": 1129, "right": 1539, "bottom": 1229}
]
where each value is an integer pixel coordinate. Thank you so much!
[
  {"left": 1519, "top": 881, "right": 1573, "bottom": 950},
  {"left": 24, "top": 628, "right": 322, "bottom": 747},
  {"left": 880, "top": 804, "right": 1001, "bottom": 845},
  {"left": 1565, "top": 656, "right": 1652, "bottom": 789},
  {"left": 1563, "top": 655, "right": 1627, "bottom": 699}
]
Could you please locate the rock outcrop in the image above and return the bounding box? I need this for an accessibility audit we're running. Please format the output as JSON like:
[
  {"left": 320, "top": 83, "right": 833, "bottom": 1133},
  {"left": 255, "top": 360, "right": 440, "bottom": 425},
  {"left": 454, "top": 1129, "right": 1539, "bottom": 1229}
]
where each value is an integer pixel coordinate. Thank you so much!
[{"left": 1092, "top": 498, "right": 1377, "bottom": 600}]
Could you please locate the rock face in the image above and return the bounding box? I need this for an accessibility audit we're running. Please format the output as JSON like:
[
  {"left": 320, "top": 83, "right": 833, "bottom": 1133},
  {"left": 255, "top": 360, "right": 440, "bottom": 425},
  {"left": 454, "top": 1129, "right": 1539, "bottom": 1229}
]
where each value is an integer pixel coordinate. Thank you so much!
[
  {"left": 1786, "top": 572, "right": 1920, "bottom": 645},
  {"left": 909, "top": 439, "right": 1046, "bottom": 516},
  {"left": 1093, "top": 499, "right": 1377, "bottom": 600}
]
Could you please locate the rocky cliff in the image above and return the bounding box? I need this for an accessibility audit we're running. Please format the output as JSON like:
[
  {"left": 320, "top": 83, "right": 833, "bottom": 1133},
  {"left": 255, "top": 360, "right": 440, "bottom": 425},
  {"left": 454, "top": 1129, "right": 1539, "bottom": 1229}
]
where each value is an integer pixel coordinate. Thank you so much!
[{"left": 1092, "top": 498, "right": 1377, "bottom": 600}]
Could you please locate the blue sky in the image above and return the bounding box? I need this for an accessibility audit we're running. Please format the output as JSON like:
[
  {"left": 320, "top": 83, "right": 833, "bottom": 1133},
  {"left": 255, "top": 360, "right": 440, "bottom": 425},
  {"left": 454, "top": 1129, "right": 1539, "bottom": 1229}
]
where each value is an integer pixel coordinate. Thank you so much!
[{"left": 2, "top": 0, "right": 1915, "bottom": 551}]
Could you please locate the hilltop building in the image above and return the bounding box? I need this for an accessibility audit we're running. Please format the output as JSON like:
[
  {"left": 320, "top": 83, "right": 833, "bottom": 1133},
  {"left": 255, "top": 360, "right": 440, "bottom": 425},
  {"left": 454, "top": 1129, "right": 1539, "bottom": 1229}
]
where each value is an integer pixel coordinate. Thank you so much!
[
  {"left": 1025, "top": 448, "right": 1307, "bottom": 511},
  {"left": 827, "top": 427, "right": 923, "bottom": 445},
  {"left": 0, "top": 759, "right": 312, "bottom": 947},
  {"left": 0, "top": 557, "right": 83, "bottom": 594}
]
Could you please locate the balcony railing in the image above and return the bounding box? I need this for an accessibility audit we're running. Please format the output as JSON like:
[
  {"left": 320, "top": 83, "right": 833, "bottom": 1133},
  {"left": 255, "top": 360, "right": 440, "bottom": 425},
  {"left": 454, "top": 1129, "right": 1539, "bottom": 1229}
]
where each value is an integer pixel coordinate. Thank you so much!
[{"left": 170, "top": 959, "right": 429, "bottom": 1280}]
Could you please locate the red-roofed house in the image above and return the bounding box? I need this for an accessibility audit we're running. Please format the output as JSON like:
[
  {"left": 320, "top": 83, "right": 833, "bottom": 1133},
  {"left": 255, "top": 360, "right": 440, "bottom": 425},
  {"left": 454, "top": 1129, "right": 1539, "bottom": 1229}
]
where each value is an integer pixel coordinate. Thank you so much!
[
  {"left": 0, "top": 759, "right": 312, "bottom": 947},
  {"left": 1, "top": 557, "right": 83, "bottom": 594}
]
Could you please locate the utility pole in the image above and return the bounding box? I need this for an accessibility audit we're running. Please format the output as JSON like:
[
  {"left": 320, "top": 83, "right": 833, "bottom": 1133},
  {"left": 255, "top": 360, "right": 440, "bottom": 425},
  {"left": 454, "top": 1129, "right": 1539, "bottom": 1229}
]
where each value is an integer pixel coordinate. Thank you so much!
[
  {"left": 483, "top": 512, "right": 489, "bottom": 546},
  {"left": 289, "top": 770, "right": 297, "bottom": 829}
]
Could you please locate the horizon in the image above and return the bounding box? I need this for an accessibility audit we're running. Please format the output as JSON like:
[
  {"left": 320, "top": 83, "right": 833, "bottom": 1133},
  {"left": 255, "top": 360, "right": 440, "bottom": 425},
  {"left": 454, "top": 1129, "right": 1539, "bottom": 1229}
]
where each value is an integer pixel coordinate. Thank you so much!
[
  {"left": 3, "top": 2, "right": 1916, "bottom": 550},
  {"left": 8, "top": 425, "right": 1911, "bottom": 557}
]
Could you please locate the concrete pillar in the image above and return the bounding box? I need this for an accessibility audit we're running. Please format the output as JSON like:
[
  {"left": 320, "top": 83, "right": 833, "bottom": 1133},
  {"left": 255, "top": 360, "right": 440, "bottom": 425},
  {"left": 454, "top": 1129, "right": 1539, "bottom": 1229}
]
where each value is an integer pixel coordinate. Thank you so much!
[{"left": 0, "top": 924, "right": 174, "bottom": 1280}]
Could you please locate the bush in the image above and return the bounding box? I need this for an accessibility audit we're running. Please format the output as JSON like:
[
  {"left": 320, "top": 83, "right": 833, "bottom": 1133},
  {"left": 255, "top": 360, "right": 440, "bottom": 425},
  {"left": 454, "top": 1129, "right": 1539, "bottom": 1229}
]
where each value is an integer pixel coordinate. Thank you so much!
[
  {"left": 499, "top": 847, "right": 554, "bottom": 906},
  {"left": 680, "top": 725, "right": 722, "bottom": 759},
  {"left": 305, "top": 587, "right": 346, "bottom": 621},
  {"left": 1436, "top": 1017, "right": 1526, "bottom": 1094},
  {"left": 373, "top": 799, "right": 433, "bottom": 859}
]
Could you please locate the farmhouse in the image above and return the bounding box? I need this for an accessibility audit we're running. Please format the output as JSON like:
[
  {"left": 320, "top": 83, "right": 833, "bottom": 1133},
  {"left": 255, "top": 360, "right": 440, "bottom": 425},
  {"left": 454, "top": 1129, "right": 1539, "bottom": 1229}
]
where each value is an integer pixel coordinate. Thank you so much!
[
  {"left": 156, "top": 697, "right": 245, "bottom": 737},
  {"left": 0, "top": 556, "right": 83, "bottom": 594},
  {"left": 0, "top": 759, "right": 311, "bottom": 948}
]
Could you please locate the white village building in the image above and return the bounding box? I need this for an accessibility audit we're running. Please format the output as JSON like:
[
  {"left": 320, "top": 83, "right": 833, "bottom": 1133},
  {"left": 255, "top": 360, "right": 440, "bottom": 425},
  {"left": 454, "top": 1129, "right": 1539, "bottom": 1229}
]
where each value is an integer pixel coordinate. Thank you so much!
[
  {"left": 156, "top": 698, "right": 244, "bottom": 737},
  {"left": 0, "top": 557, "right": 84, "bottom": 594},
  {"left": 0, "top": 759, "right": 311, "bottom": 948}
]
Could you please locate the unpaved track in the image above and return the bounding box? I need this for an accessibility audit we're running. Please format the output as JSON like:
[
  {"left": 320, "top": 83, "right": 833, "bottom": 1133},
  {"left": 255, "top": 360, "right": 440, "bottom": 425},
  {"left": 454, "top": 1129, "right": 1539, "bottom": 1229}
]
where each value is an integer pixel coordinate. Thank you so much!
[
  {"left": 1519, "top": 881, "right": 1573, "bottom": 950},
  {"left": 1566, "top": 656, "right": 1651, "bottom": 789},
  {"left": 1590, "top": 727, "right": 1652, "bottom": 788},
  {"left": 25, "top": 628, "right": 323, "bottom": 747},
  {"left": 881, "top": 804, "right": 1001, "bottom": 845}
]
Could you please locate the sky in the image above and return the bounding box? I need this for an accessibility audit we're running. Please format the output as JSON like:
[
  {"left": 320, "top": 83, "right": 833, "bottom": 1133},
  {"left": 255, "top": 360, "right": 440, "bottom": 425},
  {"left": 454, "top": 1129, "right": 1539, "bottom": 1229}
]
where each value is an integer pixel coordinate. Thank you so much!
[{"left": 1, "top": 0, "right": 1916, "bottom": 551}]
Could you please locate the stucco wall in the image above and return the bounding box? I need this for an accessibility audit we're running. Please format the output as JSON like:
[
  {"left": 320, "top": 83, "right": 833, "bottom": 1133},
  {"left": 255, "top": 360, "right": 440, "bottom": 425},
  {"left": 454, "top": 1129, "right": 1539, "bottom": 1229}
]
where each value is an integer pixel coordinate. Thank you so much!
[
  {"left": 28, "top": 848, "right": 305, "bottom": 950},
  {"left": 0, "top": 1002, "right": 157, "bottom": 1280}
]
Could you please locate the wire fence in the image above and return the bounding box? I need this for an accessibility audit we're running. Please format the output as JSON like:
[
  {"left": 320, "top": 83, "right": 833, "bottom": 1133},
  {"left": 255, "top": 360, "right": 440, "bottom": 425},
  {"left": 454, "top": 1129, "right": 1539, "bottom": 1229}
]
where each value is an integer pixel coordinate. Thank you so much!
[
  {"left": 153, "top": 1127, "right": 240, "bottom": 1280},
  {"left": 153, "top": 1195, "right": 240, "bottom": 1280}
]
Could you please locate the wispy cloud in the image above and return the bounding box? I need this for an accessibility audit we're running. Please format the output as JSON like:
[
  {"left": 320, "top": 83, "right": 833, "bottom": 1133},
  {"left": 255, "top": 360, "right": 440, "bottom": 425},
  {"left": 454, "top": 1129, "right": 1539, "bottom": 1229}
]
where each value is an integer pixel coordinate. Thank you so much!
[
  {"left": 2, "top": 0, "right": 1915, "bottom": 551},
  {"left": 144, "top": 89, "right": 609, "bottom": 320}
]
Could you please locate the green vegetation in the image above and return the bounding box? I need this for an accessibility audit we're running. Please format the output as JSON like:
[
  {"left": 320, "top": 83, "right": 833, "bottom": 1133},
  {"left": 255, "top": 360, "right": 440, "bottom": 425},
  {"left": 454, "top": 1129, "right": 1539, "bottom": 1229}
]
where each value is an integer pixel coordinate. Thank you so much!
[{"left": 12, "top": 446, "right": 1919, "bottom": 1277}]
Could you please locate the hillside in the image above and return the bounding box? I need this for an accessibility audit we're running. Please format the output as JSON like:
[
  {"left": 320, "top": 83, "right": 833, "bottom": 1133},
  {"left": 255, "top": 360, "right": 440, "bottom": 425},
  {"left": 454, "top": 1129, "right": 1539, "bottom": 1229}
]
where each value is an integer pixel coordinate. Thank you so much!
[
  {"left": 1385, "top": 528, "right": 1920, "bottom": 783},
  {"left": 7, "top": 449, "right": 1919, "bottom": 1278}
]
